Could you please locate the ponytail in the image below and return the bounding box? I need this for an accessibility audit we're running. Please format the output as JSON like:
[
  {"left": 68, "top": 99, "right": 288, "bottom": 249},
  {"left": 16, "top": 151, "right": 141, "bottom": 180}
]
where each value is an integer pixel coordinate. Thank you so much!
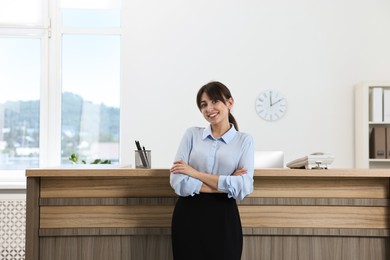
[{"left": 228, "top": 112, "right": 239, "bottom": 131}]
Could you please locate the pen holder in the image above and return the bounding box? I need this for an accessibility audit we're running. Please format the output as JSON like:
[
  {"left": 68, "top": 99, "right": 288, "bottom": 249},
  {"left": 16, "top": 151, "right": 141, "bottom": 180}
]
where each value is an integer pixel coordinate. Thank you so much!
[{"left": 135, "top": 150, "right": 151, "bottom": 168}]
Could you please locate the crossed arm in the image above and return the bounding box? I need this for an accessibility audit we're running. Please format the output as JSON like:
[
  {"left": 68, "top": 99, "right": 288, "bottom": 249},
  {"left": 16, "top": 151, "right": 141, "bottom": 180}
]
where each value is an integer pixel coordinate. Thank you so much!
[{"left": 170, "top": 160, "right": 247, "bottom": 193}]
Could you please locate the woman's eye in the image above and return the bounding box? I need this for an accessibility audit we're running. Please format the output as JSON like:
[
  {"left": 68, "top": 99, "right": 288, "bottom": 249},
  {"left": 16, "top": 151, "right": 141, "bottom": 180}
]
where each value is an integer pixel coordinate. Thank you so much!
[{"left": 200, "top": 103, "right": 207, "bottom": 109}]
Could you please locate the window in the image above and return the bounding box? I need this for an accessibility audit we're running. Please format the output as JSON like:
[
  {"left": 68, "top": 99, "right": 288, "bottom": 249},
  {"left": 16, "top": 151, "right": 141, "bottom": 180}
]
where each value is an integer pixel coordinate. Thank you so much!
[
  {"left": 0, "top": 38, "right": 41, "bottom": 170},
  {"left": 59, "top": 0, "right": 121, "bottom": 165},
  {"left": 0, "top": 0, "right": 47, "bottom": 176},
  {"left": 61, "top": 34, "right": 120, "bottom": 164},
  {"left": 0, "top": 0, "right": 45, "bottom": 26},
  {"left": 0, "top": 0, "right": 121, "bottom": 185},
  {"left": 61, "top": 0, "right": 121, "bottom": 28}
]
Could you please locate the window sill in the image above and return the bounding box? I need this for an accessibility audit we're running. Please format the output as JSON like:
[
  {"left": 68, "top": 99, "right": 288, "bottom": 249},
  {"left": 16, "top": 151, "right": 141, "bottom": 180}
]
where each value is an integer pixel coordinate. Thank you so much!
[
  {"left": 0, "top": 170, "right": 26, "bottom": 190},
  {"left": 0, "top": 182, "right": 26, "bottom": 189}
]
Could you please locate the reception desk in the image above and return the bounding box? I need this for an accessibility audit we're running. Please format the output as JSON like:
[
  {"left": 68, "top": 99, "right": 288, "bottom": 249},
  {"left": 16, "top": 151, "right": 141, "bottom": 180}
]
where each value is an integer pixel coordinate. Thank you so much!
[{"left": 26, "top": 168, "right": 390, "bottom": 260}]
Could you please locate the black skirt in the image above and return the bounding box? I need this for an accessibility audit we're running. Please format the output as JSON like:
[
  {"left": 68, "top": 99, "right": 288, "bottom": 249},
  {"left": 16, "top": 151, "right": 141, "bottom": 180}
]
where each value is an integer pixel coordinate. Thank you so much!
[{"left": 171, "top": 193, "right": 243, "bottom": 260}]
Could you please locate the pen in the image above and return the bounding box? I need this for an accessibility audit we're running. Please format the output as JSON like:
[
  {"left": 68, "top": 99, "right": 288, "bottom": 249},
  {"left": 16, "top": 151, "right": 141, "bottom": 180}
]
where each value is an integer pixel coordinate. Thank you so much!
[
  {"left": 135, "top": 140, "right": 148, "bottom": 167},
  {"left": 143, "top": 146, "right": 150, "bottom": 168}
]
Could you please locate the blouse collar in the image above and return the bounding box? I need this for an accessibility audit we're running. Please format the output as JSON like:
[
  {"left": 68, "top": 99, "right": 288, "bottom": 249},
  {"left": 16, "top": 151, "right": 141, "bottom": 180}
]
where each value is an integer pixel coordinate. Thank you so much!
[{"left": 202, "top": 124, "right": 237, "bottom": 144}]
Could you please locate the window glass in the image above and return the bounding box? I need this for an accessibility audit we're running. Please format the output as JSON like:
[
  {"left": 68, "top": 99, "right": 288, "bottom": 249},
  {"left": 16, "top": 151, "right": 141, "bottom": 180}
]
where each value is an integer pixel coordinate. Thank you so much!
[
  {"left": 0, "top": 0, "right": 44, "bottom": 26},
  {"left": 0, "top": 38, "right": 41, "bottom": 170},
  {"left": 61, "top": 0, "right": 121, "bottom": 28},
  {"left": 61, "top": 0, "right": 121, "bottom": 9},
  {"left": 61, "top": 34, "right": 120, "bottom": 165}
]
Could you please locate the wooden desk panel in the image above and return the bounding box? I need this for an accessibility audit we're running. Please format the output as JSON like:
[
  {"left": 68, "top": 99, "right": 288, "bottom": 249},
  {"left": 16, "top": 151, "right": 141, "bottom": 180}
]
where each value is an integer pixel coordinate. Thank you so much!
[
  {"left": 40, "top": 176, "right": 389, "bottom": 199},
  {"left": 251, "top": 177, "right": 389, "bottom": 198},
  {"left": 40, "top": 176, "right": 175, "bottom": 198},
  {"left": 39, "top": 204, "right": 388, "bottom": 229}
]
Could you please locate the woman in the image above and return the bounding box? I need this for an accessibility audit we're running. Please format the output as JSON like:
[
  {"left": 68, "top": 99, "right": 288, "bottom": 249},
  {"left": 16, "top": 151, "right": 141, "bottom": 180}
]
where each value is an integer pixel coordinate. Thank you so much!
[{"left": 170, "top": 81, "right": 254, "bottom": 260}]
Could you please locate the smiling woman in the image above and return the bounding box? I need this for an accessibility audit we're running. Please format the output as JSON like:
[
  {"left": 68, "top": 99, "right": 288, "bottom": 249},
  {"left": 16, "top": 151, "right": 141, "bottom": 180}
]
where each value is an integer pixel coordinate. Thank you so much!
[{"left": 170, "top": 81, "right": 255, "bottom": 260}]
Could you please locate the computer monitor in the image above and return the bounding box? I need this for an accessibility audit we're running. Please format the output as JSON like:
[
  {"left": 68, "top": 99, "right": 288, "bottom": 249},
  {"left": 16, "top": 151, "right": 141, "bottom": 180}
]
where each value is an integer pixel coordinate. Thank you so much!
[{"left": 254, "top": 151, "right": 284, "bottom": 168}]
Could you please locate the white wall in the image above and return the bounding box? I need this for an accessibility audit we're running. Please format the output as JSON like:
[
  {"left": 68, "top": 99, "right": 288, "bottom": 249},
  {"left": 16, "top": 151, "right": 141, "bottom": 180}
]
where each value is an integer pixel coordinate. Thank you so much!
[{"left": 121, "top": 0, "right": 390, "bottom": 168}]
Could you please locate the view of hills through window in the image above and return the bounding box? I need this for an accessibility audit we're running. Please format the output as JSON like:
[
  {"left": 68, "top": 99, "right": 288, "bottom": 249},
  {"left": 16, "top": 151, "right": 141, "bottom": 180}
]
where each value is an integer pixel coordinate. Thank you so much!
[{"left": 0, "top": 93, "right": 119, "bottom": 169}]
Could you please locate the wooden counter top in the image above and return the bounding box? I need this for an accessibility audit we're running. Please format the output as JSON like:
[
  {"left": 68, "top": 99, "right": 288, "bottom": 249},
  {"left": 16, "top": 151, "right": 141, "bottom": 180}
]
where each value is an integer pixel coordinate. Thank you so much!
[{"left": 26, "top": 167, "right": 390, "bottom": 177}]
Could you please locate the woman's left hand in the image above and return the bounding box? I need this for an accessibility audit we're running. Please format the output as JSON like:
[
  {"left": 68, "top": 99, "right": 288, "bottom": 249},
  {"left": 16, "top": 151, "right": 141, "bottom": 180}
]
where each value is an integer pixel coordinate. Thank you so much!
[
  {"left": 170, "top": 160, "right": 199, "bottom": 178},
  {"left": 231, "top": 166, "right": 247, "bottom": 176}
]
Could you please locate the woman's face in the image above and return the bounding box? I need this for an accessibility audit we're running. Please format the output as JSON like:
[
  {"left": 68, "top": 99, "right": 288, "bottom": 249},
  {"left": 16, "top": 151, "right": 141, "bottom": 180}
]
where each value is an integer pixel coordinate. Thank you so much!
[{"left": 199, "top": 92, "right": 233, "bottom": 125}]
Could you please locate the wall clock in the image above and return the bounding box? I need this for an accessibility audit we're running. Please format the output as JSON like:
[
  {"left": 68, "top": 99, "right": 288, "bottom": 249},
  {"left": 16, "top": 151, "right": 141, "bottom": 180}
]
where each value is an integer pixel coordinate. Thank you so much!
[{"left": 255, "top": 90, "right": 287, "bottom": 121}]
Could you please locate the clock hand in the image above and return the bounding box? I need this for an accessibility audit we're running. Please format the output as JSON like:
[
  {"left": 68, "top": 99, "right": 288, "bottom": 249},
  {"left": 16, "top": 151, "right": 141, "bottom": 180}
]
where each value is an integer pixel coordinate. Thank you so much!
[
  {"left": 269, "top": 92, "right": 273, "bottom": 106},
  {"left": 272, "top": 98, "right": 284, "bottom": 106}
]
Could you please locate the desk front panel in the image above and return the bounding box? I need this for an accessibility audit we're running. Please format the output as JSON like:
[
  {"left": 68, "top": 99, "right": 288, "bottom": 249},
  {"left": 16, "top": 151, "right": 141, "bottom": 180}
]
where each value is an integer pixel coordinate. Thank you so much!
[
  {"left": 39, "top": 176, "right": 389, "bottom": 231},
  {"left": 25, "top": 170, "right": 390, "bottom": 260}
]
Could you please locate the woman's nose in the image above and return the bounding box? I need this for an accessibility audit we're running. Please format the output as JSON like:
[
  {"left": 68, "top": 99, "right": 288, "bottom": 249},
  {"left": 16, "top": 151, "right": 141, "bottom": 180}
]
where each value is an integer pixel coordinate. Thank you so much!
[{"left": 206, "top": 103, "right": 215, "bottom": 111}]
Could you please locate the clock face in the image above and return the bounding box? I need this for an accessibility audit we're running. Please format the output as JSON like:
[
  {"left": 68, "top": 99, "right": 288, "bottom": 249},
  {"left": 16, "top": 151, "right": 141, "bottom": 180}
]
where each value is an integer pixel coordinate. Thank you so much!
[{"left": 255, "top": 90, "right": 287, "bottom": 121}]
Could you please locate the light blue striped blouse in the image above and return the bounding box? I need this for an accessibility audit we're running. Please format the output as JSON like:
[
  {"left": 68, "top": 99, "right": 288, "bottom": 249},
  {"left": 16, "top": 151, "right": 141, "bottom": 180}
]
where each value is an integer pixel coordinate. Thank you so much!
[{"left": 170, "top": 124, "right": 254, "bottom": 200}]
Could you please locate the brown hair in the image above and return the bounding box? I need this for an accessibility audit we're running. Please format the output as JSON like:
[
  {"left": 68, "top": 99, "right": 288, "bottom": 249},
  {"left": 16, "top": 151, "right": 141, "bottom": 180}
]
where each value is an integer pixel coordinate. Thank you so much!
[{"left": 196, "top": 81, "right": 239, "bottom": 131}]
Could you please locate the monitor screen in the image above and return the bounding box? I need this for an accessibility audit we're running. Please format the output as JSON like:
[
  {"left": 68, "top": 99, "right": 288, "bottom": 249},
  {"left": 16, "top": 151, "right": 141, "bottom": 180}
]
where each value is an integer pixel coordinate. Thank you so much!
[{"left": 254, "top": 151, "right": 284, "bottom": 168}]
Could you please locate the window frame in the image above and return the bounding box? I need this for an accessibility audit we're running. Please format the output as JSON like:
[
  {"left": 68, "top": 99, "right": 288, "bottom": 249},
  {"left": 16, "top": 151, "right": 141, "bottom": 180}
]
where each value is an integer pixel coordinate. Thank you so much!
[
  {"left": 0, "top": 0, "right": 122, "bottom": 189},
  {"left": 57, "top": 3, "right": 122, "bottom": 167},
  {"left": 0, "top": 28, "right": 49, "bottom": 188}
]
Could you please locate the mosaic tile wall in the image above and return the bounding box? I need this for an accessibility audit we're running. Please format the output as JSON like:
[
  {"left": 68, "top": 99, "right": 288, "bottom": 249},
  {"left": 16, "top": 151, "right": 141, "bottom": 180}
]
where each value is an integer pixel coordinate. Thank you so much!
[{"left": 0, "top": 200, "right": 26, "bottom": 260}]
